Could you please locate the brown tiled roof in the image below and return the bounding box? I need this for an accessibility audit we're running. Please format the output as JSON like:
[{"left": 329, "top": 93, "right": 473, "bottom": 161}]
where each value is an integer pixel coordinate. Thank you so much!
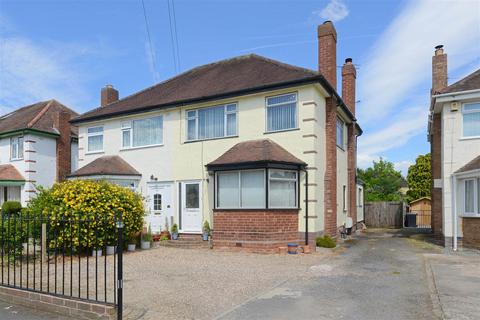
[
  {"left": 0, "top": 164, "right": 25, "bottom": 181},
  {"left": 0, "top": 100, "right": 78, "bottom": 136},
  {"left": 455, "top": 155, "right": 480, "bottom": 174},
  {"left": 69, "top": 156, "right": 141, "bottom": 177},
  {"left": 440, "top": 69, "right": 480, "bottom": 94},
  {"left": 72, "top": 54, "right": 321, "bottom": 123},
  {"left": 207, "top": 139, "right": 306, "bottom": 168}
]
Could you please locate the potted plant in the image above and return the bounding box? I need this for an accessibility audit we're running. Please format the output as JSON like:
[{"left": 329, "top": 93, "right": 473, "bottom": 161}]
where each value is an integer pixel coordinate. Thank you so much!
[
  {"left": 127, "top": 233, "right": 137, "bottom": 252},
  {"left": 106, "top": 240, "right": 116, "bottom": 256},
  {"left": 141, "top": 226, "right": 152, "bottom": 250},
  {"left": 160, "top": 218, "right": 171, "bottom": 240},
  {"left": 171, "top": 223, "right": 179, "bottom": 240},
  {"left": 202, "top": 221, "right": 210, "bottom": 241}
]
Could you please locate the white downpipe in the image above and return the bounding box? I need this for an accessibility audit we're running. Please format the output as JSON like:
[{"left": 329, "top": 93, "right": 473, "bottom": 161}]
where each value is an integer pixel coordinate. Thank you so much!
[{"left": 452, "top": 175, "right": 458, "bottom": 251}]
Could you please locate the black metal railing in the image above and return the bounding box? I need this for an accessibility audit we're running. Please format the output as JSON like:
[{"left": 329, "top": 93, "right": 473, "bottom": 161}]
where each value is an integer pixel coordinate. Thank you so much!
[{"left": 0, "top": 211, "right": 123, "bottom": 315}]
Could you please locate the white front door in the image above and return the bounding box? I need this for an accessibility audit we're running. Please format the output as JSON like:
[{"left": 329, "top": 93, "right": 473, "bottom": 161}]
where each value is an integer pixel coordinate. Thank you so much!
[
  {"left": 147, "top": 182, "right": 174, "bottom": 233},
  {"left": 181, "top": 181, "right": 202, "bottom": 233}
]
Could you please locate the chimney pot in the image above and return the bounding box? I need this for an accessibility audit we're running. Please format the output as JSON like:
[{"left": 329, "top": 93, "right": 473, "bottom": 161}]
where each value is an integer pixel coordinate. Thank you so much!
[
  {"left": 101, "top": 84, "right": 119, "bottom": 107},
  {"left": 345, "top": 58, "right": 353, "bottom": 63}
]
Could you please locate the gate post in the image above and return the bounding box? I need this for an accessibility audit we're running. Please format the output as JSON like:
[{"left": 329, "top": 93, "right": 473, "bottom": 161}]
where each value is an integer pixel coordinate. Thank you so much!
[{"left": 116, "top": 212, "right": 124, "bottom": 320}]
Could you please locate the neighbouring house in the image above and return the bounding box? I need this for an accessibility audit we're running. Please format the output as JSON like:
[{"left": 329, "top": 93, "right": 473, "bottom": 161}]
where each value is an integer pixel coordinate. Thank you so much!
[
  {"left": 428, "top": 45, "right": 480, "bottom": 249},
  {"left": 0, "top": 100, "right": 78, "bottom": 207},
  {"left": 70, "top": 21, "right": 363, "bottom": 252}
]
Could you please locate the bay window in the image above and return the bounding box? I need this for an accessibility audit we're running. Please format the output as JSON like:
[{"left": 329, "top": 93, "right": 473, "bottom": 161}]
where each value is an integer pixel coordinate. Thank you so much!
[
  {"left": 122, "top": 116, "right": 163, "bottom": 148},
  {"left": 10, "top": 136, "right": 24, "bottom": 160},
  {"left": 186, "top": 103, "right": 237, "bottom": 141},
  {"left": 87, "top": 126, "right": 103, "bottom": 152},
  {"left": 266, "top": 93, "right": 297, "bottom": 132},
  {"left": 216, "top": 169, "right": 298, "bottom": 209},
  {"left": 464, "top": 178, "right": 480, "bottom": 215},
  {"left": 463, "top": 102, "right": 480, "bottom": 137}
]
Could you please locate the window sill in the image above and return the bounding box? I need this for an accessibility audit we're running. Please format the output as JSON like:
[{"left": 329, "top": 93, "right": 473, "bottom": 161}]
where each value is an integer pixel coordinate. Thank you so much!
[
  {"left": 10, "top": 158, "right": 24, "bottom": 162},
  {"left": 184, "top": 135, "right": 238, "bottom": 144},
  {"left": 264, "top": 128, "right": 299, "bottom": 135},
  {"left": 461, "top": 214, "right": 480, "bottom": 219},
  {"left": 120, "top": 144, "right": 164, "bottom": 151},
  {"left": 459, "top": 136, "right": 480, "bottom": 141},
  {"left": 85, "top": 151, "right": 105, "bottom": 155}
]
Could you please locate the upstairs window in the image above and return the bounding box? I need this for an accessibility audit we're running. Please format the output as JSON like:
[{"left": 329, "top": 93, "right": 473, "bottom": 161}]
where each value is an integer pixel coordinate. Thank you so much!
[
  {"left": 87, "top": 126, "right": 104, "bottom": 152},
  {"left": 122, "top": 116, "right": 163, "bottom": 148},
  {"left": 10, "top": 136, "right": 23, "bottom": 160},
  {"left": 186, "top": 103, "right": 237, "bottom": 141},
  {"left": 463, "top": 102, "right": 480, "bottom": 137},
  {"left": 266, "top": 93, "right": 297, "bottom": 132},
  {"left": 336, "top": 118, "right": 345, "bottom": 149}
]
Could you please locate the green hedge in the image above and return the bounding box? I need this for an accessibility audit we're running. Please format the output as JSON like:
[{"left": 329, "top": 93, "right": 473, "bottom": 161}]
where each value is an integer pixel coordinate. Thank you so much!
[
  {"left": 2, "top": 201, "right": 22, "bottom": 215},
  {"left": 24, "top": 180, "right": 144, "bottom": 251}
]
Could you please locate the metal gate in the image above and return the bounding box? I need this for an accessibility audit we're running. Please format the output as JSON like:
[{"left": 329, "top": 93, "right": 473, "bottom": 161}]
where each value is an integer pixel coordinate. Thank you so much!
[{"left": 0, "top": 210, "right": 124, "bottom": 319}]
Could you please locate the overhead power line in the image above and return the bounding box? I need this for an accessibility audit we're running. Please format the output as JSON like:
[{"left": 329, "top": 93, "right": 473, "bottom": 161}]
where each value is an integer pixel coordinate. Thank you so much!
[
  {"left": 141, "top": 0, "right": 160, "bottom": 82},
  {"left": 167, "top": 0, "right": 181, "bottom": 73}
]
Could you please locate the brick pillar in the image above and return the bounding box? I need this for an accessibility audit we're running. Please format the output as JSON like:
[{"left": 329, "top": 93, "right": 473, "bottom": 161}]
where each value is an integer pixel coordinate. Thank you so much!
[
  {"left": 324, "top": 97, "right": 337, "bottom": 236},
  {"left": 55, "top": 112, "right": 72, "bottom": 182},
  {"left": 317, "top": 21, "right": 337, "bottom": 89},
  {"left": 431, "top": 113, "right": 442, "bottom": 237}
]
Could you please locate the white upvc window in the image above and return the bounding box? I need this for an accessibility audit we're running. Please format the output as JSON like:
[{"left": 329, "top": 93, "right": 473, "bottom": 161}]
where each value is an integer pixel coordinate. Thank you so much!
[
  {"left": 216, "top": 170, "right": 266, "bottom": 209},
  {"left": 462, "top": 102, "right": 480, "bottom": 138},
  {"left": 266, "top": 93, "right": 297, "bottom": 132},
  {"left": 121, "top": 115, "right": 163, "bottom": 149},
  {"left": 10, "top": 136, "right": 24, "bottom": 160},
  {"left": 336, "top": 117, "right": 345, "bottom": 149},
  {"left": 87, "top": 126, "right": 104, "bottom": 152},
  {"left": 268, "top": 169, "right": 297, "bottom": 208},
  {"left": 186, "top": 103, "right": 237, "bottom": 141},
  {"left": 464, "top": 178, "right": 480, "bottom": 216}
]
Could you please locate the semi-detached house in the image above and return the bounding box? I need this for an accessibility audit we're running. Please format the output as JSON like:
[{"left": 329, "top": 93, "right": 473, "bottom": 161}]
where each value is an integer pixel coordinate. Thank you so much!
[
  {"left": 0, "top": 100, "right": 78, "bottom": 207},
  {"left": 70, "top": 21, "right": 363, "bottom": 252}
]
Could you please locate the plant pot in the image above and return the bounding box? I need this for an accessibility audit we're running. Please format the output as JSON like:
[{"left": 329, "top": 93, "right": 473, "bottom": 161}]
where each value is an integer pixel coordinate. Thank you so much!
[
  {"left": 172, "top": 233, "right": 178, "bottom": 240},
  {"left": 127, "top": 244, "right": 136, "bottom": 252},
  {"left": 202, "top": 232, "right": 209, "bottom": 241},
  {"left": 160, "top": 231, "right": 171, "bottom": 240},
  {"left": 287, "top": 243, "right": 298, "bottom": 254},
  {"left": 106, "top": 246, "right": 116, "bottom": 255},
  {"left": 140, "top": 241, "right": 151, "bottom": 250},
  {"left": 92, "top": 249, "right": 103, "bottom": 257}
]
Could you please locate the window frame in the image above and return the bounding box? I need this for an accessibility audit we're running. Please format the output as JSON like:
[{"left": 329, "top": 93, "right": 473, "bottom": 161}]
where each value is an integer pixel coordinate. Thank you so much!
[
  {"left": 10, "top": 136, "right": 24, "bottom": 160},
  {"left": 265, "top": 92, "right": 298, "bottom": 133},
  {"left": 86, "top": 126, "right": 104, "bottom": 153},
  {"left": 267, "top": 169, "right": 298, "bottom": 209},
  {"left": 464, "top": 178, "right": 479, "bottom": 216},
  {"left": 185, "top": 103, "right": 238, "bottom": 142},
  {"left": 121, "top": 115, "right": 164, "bottom": 149},
  {"left": 336, "top": 117, "right": 345, "bottom": 149},
  {"left": 215, "top": 169, "right": 266, "bottom": 209},
  {"left": 462, "top": 102, "right": 480, "bottom": 139}
]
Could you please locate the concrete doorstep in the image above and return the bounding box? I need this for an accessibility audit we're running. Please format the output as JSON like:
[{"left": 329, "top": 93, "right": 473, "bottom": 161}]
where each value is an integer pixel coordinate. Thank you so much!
[{"left": 0, "top": 286, "right": 116, "bottom": 320}]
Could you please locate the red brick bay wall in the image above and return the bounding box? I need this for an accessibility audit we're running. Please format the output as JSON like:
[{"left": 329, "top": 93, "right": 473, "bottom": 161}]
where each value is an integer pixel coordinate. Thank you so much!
[
  {"left": 213, "top": 210, "right": 299, "bottom": 253},
  {"left": 462, "top": 218, "right": 480, "bottom": 249}
]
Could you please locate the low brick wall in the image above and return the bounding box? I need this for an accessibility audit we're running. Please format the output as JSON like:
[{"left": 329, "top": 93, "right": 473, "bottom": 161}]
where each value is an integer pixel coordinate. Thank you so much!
[
  {"left": 213, "top": 209, "right": 299, "bottom": 253},
  {"left": 0, "top": 286, "right": 116, "bottom": 319},
  {"left": 462, "top": 217, "right": 480, "bottom": 249}
]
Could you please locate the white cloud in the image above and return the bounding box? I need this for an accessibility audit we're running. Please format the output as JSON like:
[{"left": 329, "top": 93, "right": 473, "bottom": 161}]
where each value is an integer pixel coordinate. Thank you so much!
[
  {"left": 314, "top": 0, "right": 349, "bottom": 22},
  {"left": 394, "top": 160, "right": 414, "bottom": 177},
  {"left": 358, "top": 0, "right": 480, "bottom": 124}
]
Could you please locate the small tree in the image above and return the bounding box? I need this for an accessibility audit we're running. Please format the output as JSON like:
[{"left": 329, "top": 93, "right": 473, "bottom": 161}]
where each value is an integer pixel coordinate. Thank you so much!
[
  {"left": 406, "top": 153, "right": 431, "bottom": 203},
  {"left": 357, "top": 158, "right": 403, "bottom": 202}
]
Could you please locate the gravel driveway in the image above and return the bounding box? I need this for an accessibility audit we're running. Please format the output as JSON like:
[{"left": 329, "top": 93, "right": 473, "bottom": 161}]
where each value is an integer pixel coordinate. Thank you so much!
[{"left": 122, "top": 246, "right": 329, "bottom": 320}]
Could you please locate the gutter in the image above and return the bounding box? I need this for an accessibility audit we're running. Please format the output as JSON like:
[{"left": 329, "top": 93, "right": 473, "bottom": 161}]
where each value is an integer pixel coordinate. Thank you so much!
[
  {"left": 432, "top": 88, "right": 480, "bottom": 98},
  {"left": 0, "top": 128, "right": 60, "bottom": 139}
]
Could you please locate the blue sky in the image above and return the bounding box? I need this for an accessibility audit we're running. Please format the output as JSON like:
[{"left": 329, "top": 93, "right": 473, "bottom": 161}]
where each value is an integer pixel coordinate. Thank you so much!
[{"left": 1, "top": 0, "right": 479, "bottom": 175}]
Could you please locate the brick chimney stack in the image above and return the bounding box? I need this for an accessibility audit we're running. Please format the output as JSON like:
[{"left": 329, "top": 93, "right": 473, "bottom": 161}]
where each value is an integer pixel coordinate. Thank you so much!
[
  {"left": 342, "top": 58, "right": 356, "bottom": 115},
  {"left": 101, "top": 84, "right": 119, "bottom": 107},
  {"left": 55, "top": 111, "right": 72, "bottom": 182},
  {"left": 318, "top": 21, "right": 337, "bottom": 89},
  {"left": 432, "top": 45, "right": 447, "bottom": 94}
]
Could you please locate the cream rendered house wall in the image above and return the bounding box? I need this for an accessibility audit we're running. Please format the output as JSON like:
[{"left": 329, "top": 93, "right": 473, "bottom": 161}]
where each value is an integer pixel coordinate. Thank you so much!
[
  {"left": 78, "top": 84, "right": 340, "bottom": 233},
  {"left": 336, "top": 134, "right": 348, "bottom": 227},
  {"left": 441, "top": 97, "right": 480, "bottom": 238}
]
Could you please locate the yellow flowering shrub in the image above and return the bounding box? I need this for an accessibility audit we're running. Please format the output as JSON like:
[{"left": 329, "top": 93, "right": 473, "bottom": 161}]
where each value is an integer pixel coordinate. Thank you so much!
[{"left": 25, "top": 180, "right": 144, "bottom": 250}]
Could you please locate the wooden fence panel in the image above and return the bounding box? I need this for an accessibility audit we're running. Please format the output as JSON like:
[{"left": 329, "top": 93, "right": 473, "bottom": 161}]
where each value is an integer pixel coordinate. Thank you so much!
[{"left": 364, "top": 201, "right": 404, "bottom": 228}]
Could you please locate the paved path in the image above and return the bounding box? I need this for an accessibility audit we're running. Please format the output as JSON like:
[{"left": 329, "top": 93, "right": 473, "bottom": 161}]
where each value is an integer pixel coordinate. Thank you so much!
[
  {"left": 0, "top": 300, "right": 70, "bottom": 320},
  {"left": 220, "top": 230, "right": 445, "bottom": 320}
]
